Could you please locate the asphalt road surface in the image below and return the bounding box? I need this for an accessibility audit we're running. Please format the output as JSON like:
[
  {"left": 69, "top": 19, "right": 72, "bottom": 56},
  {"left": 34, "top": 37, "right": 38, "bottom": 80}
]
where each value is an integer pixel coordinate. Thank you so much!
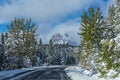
[
  {"left": 22, "top": 68, "right": 71, "bottom": 80},
  {"left": 3, "top": 66, "right": 71, "bottom": 80}
]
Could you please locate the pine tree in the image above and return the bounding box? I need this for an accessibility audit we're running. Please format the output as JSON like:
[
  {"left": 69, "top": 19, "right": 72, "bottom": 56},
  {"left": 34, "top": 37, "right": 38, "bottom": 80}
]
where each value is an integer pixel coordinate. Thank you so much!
[
  {"left": 79, "top": 4, "right": 120, "bottom": 78},
  {"left": 0, "top": 33, "right": 9, "bottom": 70},
  {"left": 35, "top": 38, "right": 44, "bottom": 66},
  {"left": 38, "top": 38, "right": 42, "bottom": 49},
  {"left": 96, "top": 39, "right": 117, "bottom": 78},
  {"left": 1, "top": 33, "right": 5, "bottom": 45},
  {"left": 96, "top": 0, "right": 120, "bottom": 77},
  {"left": 0, "top": 33, "right": 5, "bottom": 70},
  {"left": 78, "top": 6, "right": 104, "bottom": 70},
  {"left": 47, "top": 39, "right": 53, "bottom": 65},
  {"left": 6, "top": 18, "right": 38, "bottom": 69},
  {"left": 106, "top": 0, "right": 120, "bottom": 37}
]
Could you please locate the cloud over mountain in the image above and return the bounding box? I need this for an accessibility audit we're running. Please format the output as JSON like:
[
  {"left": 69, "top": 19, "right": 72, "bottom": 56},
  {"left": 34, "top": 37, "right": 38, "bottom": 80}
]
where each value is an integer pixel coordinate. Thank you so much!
[{"left": 0, "top": 0, "right": 115, "bottom": 43}]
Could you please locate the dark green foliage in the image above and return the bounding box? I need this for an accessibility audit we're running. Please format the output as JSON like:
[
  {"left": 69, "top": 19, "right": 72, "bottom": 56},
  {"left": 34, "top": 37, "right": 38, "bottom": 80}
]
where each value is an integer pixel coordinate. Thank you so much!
[
  {"left": 44, "top": 43, "right": 77, "bottom": 65},
  {"left": 5, "top": 18, "right": 38, "bottom": 69},
  {"left": 96, "top": 39, "right": 119, "bottom": 78},
  {"left": 96, "top": 1, "right": 120, "bottom": 78},
  {"left": 0, "top": 33, "right": 7, "bottom": 70},
  {"left": 107, "top": 1, "right": 120, "bottom": 37},
  {"left": 38, "top": 38, "right": 42, "bottom": 47},
  {"left": 66, "top": 56, "right": 76, "bottom": 65},
  {"left": 79, "top": 2, "right": 120, "bottom": 78},
  {"left": 78, "top": 6, "right": 104, "bottom": 69},
  {"left": 0, "top": 44, "right": 5, "bottom": 70},
  {"left": 1, "top": 33, "right": 5, "bottom": 45}
]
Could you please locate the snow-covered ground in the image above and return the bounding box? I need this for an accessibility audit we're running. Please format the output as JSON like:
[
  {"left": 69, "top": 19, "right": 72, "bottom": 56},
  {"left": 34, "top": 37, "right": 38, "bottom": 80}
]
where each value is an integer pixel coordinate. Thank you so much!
[{"left": 65, "top": 66, "right": 120, "bottom": 80}]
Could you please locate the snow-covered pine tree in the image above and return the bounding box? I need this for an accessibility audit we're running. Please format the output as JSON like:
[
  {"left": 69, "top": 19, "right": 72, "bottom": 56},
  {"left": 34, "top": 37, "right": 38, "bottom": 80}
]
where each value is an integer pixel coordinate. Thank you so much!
[
  {"left": 1, "top": 33, "right": 5, "bottom": 45},
  {"left": 106, "top": 0, "right": 120, "bottom": 37},
  {"left": 6, "top": 18, "right": 38, "bottom": 69},
  {"left": 38, "top": 38, "right": 42, "bottom": 48},
  {"left": 96, "top": 0, "right": 120, "bottom": 78},
  {"left": 35, "top": 38, "right": 44, "bottom": 66},
  {"left": 0, "top": 33, "right": 5, "bottom": 70},
  {"left": 46, "top": 39, "right": 53, "bottom": 65},
  {"left": 96, "top": 39, "right": 117, "bottom": 78},
  {"left": 78, "top": 6, "right": 104, "bottom": 70}
]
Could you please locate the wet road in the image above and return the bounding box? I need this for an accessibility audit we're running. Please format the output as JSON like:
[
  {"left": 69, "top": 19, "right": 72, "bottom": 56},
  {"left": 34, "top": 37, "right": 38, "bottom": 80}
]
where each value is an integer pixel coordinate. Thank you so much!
[
  {"left": 1, "top": 66, "right": 71, "bottom": 80},
  {"left": 22, "top": 68, "right": 71, "bottom": 80}
]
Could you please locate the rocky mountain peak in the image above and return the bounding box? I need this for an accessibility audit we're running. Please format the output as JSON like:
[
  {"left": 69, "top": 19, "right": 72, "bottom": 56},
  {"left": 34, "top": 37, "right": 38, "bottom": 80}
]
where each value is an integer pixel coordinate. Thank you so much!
[{"left": 50, "top": 33, "right": 77, "bottom": 46}]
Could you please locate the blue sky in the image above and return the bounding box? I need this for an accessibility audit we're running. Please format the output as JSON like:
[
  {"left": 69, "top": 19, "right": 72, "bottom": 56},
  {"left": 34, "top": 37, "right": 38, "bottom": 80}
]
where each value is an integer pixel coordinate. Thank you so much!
[{"left": 0, "top": 0, "right": 115, "bottom": 43}]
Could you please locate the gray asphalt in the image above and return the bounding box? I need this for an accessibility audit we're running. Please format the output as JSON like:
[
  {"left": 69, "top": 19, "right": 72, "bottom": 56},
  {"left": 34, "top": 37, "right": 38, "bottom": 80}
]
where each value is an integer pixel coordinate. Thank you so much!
[
  {"left": 1, "top": 66, "right": 71, "bottom": 80},
  {"left": 22, "top": 68, "right": 71, "bottom": 80}
]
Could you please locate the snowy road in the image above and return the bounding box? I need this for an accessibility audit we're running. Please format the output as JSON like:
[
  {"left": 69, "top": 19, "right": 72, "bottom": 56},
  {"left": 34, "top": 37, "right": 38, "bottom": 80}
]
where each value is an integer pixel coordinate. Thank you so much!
[
  {"left": 22, "top": 68, "right": 71, "bottom": 80},
  {"left": 0, "top": 66, "right": 71, "bottom": 80}
]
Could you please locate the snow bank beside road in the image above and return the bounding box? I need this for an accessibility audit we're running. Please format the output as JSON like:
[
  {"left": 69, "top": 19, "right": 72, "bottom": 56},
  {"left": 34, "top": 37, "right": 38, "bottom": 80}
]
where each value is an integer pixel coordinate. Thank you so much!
[{"left": 65, "top": 66, "right": 120, "bottom": 80}]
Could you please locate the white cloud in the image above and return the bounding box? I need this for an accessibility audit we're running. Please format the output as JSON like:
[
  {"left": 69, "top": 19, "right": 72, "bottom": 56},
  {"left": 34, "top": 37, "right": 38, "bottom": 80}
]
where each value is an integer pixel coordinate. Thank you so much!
[
  {"left": 0, "top": 0, "right": 115, "bottom": 43},
  {"left": 37, "top": 18, "right": 80, "bottom": 44},
  {"left": 0, "top": 0, "right": 95, "bottom": 23},
  {"left": 0, "top": 0, "right": 92, "bottom": 43}
]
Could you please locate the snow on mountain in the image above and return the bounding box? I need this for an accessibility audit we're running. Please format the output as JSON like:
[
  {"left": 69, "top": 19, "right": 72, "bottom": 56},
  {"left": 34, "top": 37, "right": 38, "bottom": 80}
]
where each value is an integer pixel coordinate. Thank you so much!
[{"left": 50, "top": 33, "right": 78, "bottom": 46}]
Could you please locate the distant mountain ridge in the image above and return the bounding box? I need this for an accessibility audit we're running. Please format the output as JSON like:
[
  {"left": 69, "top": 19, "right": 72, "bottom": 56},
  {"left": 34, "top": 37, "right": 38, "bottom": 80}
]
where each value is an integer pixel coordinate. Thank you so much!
[{"left": 50, "top": 33, "right": 78, "bottom": 46}]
